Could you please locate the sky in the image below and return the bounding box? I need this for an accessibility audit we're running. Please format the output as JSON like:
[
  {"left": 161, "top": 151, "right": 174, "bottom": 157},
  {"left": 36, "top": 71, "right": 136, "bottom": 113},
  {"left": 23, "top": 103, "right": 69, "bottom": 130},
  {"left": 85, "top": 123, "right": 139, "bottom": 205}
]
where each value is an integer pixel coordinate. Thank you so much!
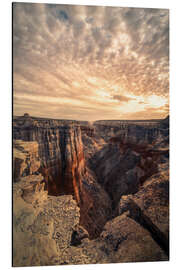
[{"left": 13, "top": 3, "right": 169, "bottom": 121}]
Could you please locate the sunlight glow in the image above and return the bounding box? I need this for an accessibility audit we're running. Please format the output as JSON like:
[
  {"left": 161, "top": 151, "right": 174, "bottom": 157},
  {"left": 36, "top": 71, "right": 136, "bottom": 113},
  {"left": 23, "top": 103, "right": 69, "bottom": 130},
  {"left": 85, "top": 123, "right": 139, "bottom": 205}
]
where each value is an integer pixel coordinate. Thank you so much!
[{"left": 147, "top": 95, "right": 167, "bottom": 108}]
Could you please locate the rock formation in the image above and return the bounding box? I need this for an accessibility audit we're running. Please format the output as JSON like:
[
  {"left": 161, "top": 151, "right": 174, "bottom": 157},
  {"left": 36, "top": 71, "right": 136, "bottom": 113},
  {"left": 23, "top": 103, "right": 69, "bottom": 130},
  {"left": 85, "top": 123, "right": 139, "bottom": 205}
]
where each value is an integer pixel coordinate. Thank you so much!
[
  {"left": 13, "top": 114, "right": 169, "bottom": 266},
  {"left": 13, "top": 140, "right": 41, "bottom": 182}
]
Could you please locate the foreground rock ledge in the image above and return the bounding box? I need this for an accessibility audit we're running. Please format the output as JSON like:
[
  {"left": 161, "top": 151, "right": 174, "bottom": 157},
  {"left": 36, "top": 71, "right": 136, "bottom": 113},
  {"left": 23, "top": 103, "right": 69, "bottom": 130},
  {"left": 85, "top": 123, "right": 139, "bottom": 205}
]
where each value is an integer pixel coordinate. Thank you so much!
[{"left": 13, "top": 172, "right": 168, "bottom": 266}]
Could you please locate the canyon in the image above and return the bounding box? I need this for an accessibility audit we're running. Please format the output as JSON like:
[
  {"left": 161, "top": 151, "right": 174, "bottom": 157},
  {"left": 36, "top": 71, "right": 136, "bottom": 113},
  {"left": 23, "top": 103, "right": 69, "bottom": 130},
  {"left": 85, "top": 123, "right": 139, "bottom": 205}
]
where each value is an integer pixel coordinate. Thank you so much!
[{"left": 13, "top": 113, "right": 169, "bottom": 266}]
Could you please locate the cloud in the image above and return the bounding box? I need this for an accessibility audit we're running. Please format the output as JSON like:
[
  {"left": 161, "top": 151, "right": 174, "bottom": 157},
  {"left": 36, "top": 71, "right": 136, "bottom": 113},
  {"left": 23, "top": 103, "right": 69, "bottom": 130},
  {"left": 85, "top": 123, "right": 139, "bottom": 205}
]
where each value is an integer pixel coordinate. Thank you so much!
[
  {"left": 113, "top": 95, "right": 135, "bottom": 102},
  {"left": 13, "top": 3, "right": 169, "bottom": 120}
]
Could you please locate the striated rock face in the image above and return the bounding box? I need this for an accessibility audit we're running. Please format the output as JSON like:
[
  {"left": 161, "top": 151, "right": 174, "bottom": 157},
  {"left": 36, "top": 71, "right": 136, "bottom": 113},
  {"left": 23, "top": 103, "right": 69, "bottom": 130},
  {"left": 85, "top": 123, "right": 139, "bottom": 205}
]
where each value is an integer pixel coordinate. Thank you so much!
[
  {"left": 13, "top": 114, "right": 169, "bottom": 265},
  {"left": 13, "top": 117, "right": 112, "bottom": 238},
  {"left": 13, "top": 118, "right": 84, "bottom": 197}
]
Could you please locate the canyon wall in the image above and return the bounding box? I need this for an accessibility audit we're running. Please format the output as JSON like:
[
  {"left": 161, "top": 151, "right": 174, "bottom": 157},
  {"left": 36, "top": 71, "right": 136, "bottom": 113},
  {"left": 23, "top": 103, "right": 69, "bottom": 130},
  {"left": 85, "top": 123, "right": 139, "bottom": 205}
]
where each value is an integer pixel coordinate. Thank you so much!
[
  {"left": 13, "top": 114, "right": 112, "bottom": 238},
  {"left": 13, "top": 114, "right": 169, "bottom": 266},
  {"left": 81, "top": 116, "right": 169, "bottom": 209}
]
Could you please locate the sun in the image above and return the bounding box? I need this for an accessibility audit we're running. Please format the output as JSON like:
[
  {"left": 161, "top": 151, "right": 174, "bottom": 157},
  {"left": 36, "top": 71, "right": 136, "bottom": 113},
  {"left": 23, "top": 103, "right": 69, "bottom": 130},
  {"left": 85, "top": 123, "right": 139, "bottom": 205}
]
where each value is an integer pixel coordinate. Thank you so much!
[{"left": 147, "top": 95, "right": 167, "bottom": 108}]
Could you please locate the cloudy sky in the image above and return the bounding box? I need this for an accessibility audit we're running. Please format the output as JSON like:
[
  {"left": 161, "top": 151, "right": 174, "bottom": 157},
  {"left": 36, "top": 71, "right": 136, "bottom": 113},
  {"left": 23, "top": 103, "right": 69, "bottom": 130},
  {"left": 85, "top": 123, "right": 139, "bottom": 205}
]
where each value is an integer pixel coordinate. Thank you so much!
[{"left": 13, "top": 3, "right": 169, "bottom": 121}]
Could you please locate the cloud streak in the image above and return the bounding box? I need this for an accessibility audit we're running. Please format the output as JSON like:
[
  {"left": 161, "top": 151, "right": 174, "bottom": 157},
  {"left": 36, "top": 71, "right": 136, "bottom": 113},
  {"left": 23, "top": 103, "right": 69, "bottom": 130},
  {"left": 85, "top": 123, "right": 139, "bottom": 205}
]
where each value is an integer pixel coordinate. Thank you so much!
[{"left": 113, "top": 95, "right": 135, "bottom": 102}]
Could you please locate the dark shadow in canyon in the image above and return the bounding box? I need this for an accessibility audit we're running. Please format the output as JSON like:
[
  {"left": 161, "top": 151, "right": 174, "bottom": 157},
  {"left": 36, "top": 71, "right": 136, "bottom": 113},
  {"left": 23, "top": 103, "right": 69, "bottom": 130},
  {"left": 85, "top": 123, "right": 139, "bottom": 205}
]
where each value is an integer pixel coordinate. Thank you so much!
[{"left": 39, "top": 137, "right": 169, "bottom": 255}]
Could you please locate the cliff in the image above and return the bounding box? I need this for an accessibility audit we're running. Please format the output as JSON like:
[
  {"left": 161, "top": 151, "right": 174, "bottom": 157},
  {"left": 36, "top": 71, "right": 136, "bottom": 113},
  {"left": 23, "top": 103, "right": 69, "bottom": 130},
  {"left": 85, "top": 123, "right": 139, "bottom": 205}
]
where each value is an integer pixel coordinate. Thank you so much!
[{"left": 13, "top": 115, "right": 112, "bottom": 238}]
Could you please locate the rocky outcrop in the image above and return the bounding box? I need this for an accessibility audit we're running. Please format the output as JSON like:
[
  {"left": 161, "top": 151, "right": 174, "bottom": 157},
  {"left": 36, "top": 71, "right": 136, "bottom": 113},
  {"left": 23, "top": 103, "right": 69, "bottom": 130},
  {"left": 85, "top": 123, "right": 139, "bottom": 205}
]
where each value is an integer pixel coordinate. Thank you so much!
[
  {"left": 13, "top": 140, "right": 40, "bottom": 182},
  {"left": 118, "top": 162, "right": 169, "bottom": 255},
  {"left": 13, "top": 174, "right": 80, "bottom": 267},
  {"left": 99, "top": 213, "right": 167, "bottom": 262}
]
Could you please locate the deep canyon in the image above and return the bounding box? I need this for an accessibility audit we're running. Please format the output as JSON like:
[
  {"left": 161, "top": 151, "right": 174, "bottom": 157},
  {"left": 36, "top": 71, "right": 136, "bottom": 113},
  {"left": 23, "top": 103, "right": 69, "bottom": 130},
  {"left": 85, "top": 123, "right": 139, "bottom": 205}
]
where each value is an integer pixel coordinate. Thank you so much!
[{"left": 13, "top": 114, "right": 169, "bottom": 266}]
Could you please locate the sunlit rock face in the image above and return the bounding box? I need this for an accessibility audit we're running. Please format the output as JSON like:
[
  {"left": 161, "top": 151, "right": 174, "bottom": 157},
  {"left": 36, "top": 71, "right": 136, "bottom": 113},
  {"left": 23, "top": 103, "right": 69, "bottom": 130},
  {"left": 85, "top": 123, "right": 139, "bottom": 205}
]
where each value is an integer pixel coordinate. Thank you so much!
[
  {"left": 13, "top": 116, "right": 85, "bottom": 197},
  {"left": 13, "top": 115, "right": 112, "bottom": 238},
  {"left": 13, "top": 114, "right": 169, "bottom": 266}
]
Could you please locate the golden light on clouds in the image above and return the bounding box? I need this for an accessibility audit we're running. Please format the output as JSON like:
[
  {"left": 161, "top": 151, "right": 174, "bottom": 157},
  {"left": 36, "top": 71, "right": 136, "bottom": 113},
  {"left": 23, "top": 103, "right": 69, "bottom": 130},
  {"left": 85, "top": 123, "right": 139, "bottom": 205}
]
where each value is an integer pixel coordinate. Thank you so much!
[{"left": 13, "top": 3, "right": 169, "bottom": 120}]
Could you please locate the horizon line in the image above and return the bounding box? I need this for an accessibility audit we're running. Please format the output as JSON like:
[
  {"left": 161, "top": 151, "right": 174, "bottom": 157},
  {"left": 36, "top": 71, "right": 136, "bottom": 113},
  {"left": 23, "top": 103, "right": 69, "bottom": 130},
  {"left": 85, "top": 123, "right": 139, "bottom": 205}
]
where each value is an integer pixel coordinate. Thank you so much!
[{"left": 13, "top": 113, "right": 168, "bottom": 122}]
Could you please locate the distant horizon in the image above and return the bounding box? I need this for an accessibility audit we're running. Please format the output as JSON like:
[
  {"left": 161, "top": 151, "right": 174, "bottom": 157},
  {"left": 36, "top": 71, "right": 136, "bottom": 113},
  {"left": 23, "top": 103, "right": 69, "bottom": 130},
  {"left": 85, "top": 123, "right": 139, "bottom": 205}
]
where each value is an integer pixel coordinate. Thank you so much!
[
  {"left": 13, "top": 3, "right": 169, "bottom": 121},
  {"left": 13, "top": 112, "right": 168, "bottom": 122}
]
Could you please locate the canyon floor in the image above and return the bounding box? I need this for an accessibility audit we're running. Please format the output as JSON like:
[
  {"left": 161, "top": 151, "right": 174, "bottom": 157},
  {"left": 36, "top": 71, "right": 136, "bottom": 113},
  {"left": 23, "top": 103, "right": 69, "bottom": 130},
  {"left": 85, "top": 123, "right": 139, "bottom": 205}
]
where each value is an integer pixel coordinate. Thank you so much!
[{"left": 12, "top": 114, "right": 169, "bottom": 266}]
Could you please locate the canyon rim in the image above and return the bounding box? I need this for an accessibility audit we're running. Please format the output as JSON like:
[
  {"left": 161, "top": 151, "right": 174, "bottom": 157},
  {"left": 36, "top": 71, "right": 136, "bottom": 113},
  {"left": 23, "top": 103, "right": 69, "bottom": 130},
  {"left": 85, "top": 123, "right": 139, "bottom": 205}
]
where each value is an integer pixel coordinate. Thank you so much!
[{"left": 12, "top": 3, "right": 169, "bottom": 267}]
